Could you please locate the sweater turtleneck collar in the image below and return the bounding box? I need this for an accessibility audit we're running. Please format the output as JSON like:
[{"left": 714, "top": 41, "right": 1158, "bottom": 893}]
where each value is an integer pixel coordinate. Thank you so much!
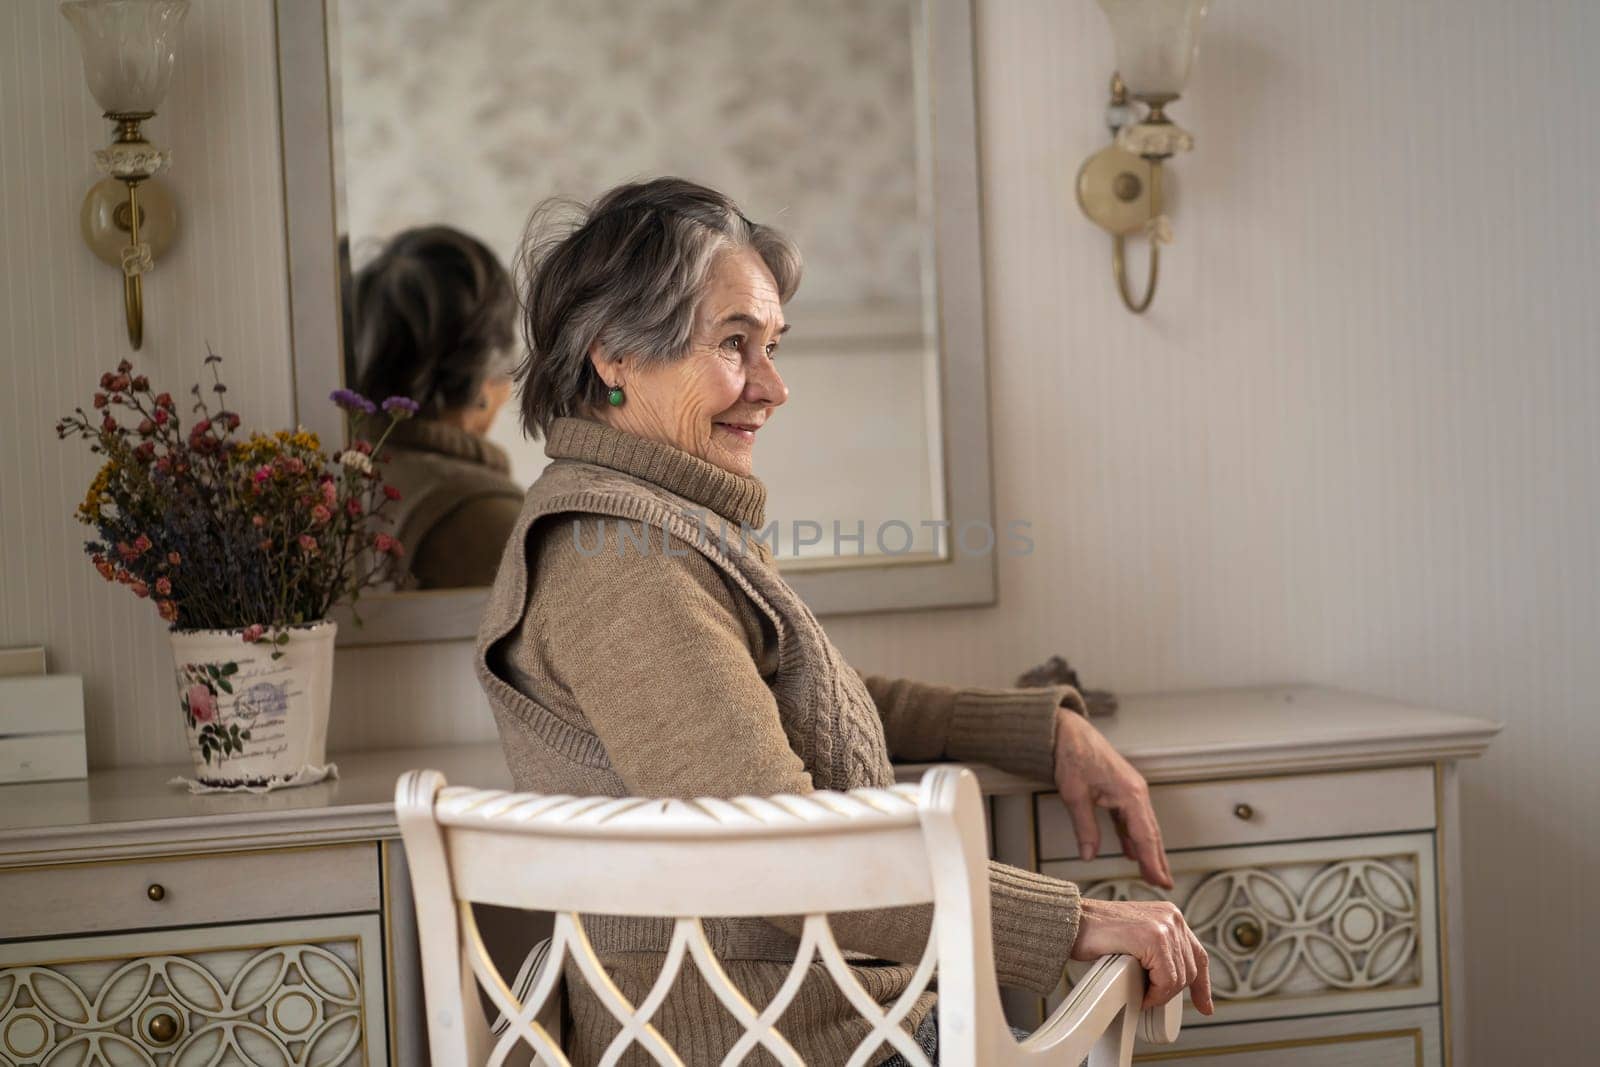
[{"left": 544, "top": 416, "right": 767, "bottom": 531}]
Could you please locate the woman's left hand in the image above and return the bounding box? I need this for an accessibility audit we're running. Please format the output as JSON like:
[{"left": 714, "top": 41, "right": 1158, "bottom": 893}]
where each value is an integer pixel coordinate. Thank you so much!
[{"left": 1052, "top": 707, "right": 1174, "bottom": 889}]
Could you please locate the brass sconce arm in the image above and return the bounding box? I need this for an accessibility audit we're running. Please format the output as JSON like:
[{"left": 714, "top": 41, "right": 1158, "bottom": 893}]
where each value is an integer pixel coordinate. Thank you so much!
[
  {"left": 122, "top": 180, "right": 148, "bottom": 350},
  {"left": 1077, "top": 76, "right": 1192, "bottom": 314},
  {"left": 1111, "top": 160, "right": 1163, "bottom": 314},
  {"left": 77, "top": 117, "right": 177, "bottom": 352}
]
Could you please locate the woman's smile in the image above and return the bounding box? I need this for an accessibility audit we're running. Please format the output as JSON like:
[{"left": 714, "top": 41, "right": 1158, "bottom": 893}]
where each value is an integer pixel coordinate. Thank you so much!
[{"left": 713, "top": 419, "right": 762, "bottom": 443}]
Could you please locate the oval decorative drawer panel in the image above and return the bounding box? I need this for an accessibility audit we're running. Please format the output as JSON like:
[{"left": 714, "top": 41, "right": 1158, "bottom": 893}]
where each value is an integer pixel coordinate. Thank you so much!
[
  {"left": 0, "top": 914, "right": 387, "bottom": 1066},
  {"left": 1042, "top": 832, "right": 1439, "bottom": 1027}
]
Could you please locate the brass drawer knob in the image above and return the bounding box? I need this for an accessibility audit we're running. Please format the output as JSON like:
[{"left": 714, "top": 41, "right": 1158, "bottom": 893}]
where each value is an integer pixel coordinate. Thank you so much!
[
  {"left": 1232, "top": 919, "right": 1263, "bottom": 950},
  {"left": 146, "top": 883, "right": 166, "bottom": 902},
  {"left": 146, "top": 1012, "right": 179, "bottom": 1044},
  {"left": 1233, "top": 803, "right": 1255, "bottom": 821}
]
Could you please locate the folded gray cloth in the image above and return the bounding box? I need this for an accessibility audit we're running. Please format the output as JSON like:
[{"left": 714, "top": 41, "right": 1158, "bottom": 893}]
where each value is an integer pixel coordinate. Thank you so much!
[{"left": 1015, "top": 655, "right": 1118, "bottom": 717}]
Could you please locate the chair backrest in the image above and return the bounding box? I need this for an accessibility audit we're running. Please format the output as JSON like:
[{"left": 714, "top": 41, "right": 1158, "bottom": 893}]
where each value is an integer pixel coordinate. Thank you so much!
[{"left": 395, "top": 766, "right": 1179, "bottom": 1066}]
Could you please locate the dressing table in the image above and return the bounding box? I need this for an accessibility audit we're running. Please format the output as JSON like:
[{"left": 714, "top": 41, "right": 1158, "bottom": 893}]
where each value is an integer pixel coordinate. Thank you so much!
[
  {"left": 980, "top": 686, "right": 1499, "bottom": 1066},
  {"left": 0, "top": 686, "right": 1496, "bottom": 1065}
]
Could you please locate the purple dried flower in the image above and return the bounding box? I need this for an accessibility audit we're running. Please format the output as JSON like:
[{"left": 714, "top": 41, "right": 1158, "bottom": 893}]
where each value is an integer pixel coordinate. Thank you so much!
[
  {"left": 381, "top": 396, "right": 421, "bottom": 417},
  {"left": 330, "top": 388, "right": 378, "bottom": 415}
]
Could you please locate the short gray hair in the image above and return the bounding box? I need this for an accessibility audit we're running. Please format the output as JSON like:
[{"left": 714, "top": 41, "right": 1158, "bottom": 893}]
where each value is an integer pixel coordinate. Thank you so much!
[{"left": 514, "top": 177, "right": 802, "bottom": 440}]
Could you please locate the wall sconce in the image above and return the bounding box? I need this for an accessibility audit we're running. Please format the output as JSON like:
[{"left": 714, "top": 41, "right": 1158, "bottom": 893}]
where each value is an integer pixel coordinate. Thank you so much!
[
  {"left": 61, "top": 0, "right": 189, "bottom": 351},
  {"left": 1076, "top": 0, "right": 1208, "bottom": 313}
]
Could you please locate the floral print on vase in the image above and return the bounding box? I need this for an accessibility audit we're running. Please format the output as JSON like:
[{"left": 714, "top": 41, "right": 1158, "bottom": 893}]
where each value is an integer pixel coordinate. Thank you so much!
[{"left": 177, "top": 661, "right": 252, "bottom": 766}]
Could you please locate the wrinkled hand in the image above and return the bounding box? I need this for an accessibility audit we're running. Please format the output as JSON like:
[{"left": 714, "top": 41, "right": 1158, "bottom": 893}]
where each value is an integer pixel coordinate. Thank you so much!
[
  {"left": 1053, "top": 707, "right": 1173, "bottom": 888},
  {"left": 1071, "top": 897, "right": 1214, "bottom": 1015}
]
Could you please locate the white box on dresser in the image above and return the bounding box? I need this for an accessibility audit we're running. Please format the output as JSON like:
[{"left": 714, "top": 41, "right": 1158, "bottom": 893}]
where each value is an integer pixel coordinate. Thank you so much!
[
  {"left": 0, "top": 674, "right": 88, "bottom": 784},
  {"left": 981, "top": 686, "right": 1500, "bottom": 1067}
]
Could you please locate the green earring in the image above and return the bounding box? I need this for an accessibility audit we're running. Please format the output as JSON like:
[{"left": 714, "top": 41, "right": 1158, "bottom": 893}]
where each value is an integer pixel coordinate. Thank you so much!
[{"left": 606, "top": 384, "right": 626, "bottom": 407}]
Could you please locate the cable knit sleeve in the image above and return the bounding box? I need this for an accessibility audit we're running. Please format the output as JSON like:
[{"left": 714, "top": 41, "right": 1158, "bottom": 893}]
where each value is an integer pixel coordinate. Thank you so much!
[
  {"left": 775, "top": 858, "right": 1082, "bottom": 995},
  {"left": 857, "top": 671, "right": 1090, "bottom": 784}
]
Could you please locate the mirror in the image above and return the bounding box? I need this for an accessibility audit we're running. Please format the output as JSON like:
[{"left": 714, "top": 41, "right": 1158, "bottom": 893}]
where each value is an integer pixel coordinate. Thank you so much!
[{"left": 276, "top": 0, "right": 997, "bottom": 643}]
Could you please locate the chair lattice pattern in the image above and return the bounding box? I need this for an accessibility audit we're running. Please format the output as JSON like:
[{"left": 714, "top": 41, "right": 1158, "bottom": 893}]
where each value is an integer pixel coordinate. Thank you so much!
[{"left": 463, "top": 905, "right": 937, "bottom": 1067}]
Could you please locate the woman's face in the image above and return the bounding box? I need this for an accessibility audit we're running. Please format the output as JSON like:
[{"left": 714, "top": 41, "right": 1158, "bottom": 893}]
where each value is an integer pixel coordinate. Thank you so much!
[
  {"left": 437, "top": 370, "right": 514, "bottom": 438},
  {"left": 591, "top": 247, "right": 788, "bottom": 476}
]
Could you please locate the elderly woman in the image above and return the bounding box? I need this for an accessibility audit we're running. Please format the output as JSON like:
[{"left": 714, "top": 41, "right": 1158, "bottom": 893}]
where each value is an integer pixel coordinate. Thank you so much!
[
  {"left": 477, "top": 178, "right": 1212, "bottom": 1065},
  {"left": 349, "top": 225, "right": 523, "bottom": 588}
]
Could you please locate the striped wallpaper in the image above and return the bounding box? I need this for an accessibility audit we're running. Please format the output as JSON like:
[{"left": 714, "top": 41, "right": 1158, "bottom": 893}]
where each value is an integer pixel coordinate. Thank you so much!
[{"left": 1, "top": 2, "right": 1595, "bottom": 1061}]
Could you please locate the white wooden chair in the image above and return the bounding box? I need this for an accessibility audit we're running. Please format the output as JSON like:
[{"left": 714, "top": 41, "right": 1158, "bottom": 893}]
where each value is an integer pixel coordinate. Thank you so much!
[{"left": 395, "top": 766, "right": 1181, "bottom": 1066}]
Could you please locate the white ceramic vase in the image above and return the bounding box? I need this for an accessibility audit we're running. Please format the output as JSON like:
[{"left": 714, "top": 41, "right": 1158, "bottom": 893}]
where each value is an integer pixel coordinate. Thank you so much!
[{"left": 168, "top": 620, "right": 337, "bottom": 787}]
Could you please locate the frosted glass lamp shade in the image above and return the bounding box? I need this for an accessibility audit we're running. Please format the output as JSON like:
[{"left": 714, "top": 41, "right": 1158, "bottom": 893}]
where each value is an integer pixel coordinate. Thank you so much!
[
  {"left": 61, "top": 0, "right": 190, "bottom": 116},
  {"left": 1098, "top": 0, "right": 1208, "bottom": 102}
]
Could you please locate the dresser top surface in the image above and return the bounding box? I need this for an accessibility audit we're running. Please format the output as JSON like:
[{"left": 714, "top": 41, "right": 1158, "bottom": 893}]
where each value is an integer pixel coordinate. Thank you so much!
[
  {"left": 902, "top": 684, "right": 1500, "bottom": 794},
  {"left": 0, "top": 685, "right": 1498, "bottom": 864},
  {"left": 1086, "top": 683, "right": 1500, "bottom": 780},
  {"left": 0, "top": 742, "right": 517, "bottom": 866}
]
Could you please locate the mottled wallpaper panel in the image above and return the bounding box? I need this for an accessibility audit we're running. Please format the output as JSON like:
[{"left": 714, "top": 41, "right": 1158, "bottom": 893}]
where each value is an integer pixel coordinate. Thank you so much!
[{"left": 333, "top": 0, "right": 928, "bottom": 312}]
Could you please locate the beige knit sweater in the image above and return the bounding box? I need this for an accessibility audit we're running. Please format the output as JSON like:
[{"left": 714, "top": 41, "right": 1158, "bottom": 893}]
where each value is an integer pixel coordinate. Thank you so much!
[{"left": 477, "top": 417, "right": 1085, "bottom": 1066}]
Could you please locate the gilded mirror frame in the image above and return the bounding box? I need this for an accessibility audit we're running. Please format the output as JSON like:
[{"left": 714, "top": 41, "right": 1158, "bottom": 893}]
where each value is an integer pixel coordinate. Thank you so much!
[{"left": 273, "top": 0, "right": 997, "bottom": 645}]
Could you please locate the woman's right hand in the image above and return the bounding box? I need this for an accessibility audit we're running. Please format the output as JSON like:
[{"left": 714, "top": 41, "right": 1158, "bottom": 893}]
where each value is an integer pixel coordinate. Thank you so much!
[{"left": 1070, "top": 897, "right": 1215, "bottom": 1015}]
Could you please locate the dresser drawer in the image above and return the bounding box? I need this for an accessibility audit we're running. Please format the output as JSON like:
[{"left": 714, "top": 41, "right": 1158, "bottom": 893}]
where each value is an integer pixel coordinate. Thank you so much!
[
  {"left": 0, "top": 843, "right": 380, "bottom": 940},
  {"left": 0, "top": 913, "right": 387, "bottom": 1066},
  {"left": 1043, "top": 832, "right": 1440, "bottom": 1028},
  {"left": 1129, "top": 1005, "right": 1442, "bottom": 1065},
  {"left": 1035, "top": 766, "right": 1434, "bottom": 860}
]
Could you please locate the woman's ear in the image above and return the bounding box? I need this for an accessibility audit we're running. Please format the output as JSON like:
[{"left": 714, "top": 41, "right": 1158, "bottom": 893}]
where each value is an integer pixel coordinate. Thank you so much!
[{"left": 586, "top": 340, "right": 617, "bottom": 388}]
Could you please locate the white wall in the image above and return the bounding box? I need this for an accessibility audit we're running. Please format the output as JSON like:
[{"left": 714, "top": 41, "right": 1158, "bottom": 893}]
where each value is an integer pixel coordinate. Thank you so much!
[{"left": 1, "top": 1, "right": 1595, "bottom": 1060}]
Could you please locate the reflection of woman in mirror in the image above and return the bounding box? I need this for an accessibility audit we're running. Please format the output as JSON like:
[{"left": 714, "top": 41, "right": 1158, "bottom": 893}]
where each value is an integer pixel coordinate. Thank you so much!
[
  {"left": 350, "top": 226, "right": 522, "bottom": 589},
  {"left": 478, "top": 179, "right": 1210, "bottom": 1064}
]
